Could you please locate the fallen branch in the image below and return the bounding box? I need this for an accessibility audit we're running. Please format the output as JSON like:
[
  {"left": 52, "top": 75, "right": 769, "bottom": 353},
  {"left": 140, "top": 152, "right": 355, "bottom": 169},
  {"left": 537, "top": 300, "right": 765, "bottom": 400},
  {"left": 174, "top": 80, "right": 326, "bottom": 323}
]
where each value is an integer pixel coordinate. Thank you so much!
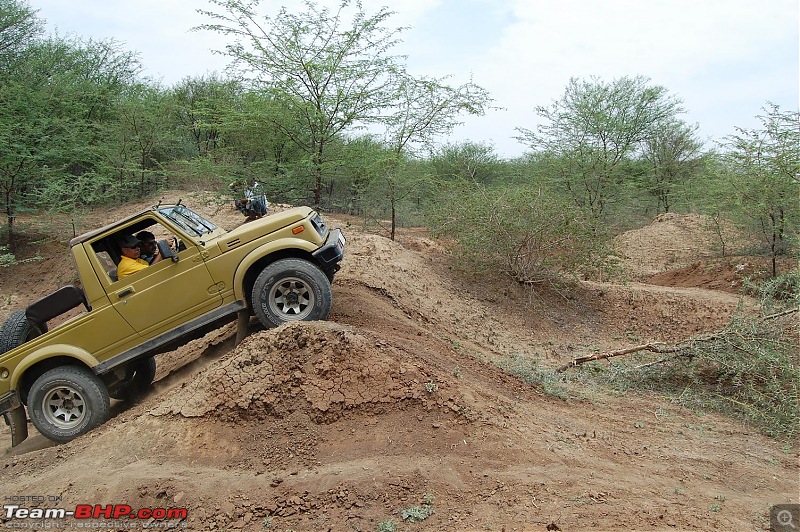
[
  {"left": 556, "top": 309, "right": 793, "bottom": 374},
  {"left": 556, "top": 342, "right": 683, "bottom": 373},
  {"left": 763, "top": 307, "right": 799, "bottom": 320}
]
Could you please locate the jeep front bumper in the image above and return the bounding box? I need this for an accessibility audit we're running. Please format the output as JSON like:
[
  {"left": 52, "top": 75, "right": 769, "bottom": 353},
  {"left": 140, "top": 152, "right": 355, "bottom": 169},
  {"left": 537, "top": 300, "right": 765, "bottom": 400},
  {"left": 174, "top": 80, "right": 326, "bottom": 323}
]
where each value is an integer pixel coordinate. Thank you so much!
[{"left": 313, "top": 228, "right": 346, "bottom": 270}]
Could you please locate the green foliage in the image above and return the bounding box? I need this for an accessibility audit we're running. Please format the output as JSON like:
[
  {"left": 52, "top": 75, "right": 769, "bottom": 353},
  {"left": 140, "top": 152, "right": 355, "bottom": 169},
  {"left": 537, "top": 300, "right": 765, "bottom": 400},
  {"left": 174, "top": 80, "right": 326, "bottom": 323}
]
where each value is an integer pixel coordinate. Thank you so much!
[
  {"left": 0, "top": 3, "right": 142, "bottom": 225},
  {"left": 392, "top": 493, "right": 435, "bottom": 524},
  {"left": 428, "top": 141, "right": 500, "bottom": 184},
  {"left": 401, "top": 505, "right": 434, "bottom": 522},
  {"left": 361, "top": 157, "right": 433, "bottom": 238},
  {"left": 324, "top": 136, "right": 389, "bottom": 214},
  {"left": 383, "top": 75, "right": 493, "bottom": 157},
  {"left": 743, "top": 269, "right": 800, "bottom": 315},
  {"left": 170, "top": 74, "right": 242, "bottom": 158},
  {"left": 196, "top": 0, "right": 492, "bottom": 211},
  {"left": 640, "top": 120, "right": 704, "bottom": 213},
  {"left": 0, "top": 0, "right": 42, "bottom": 69},
  {"left": 375, "top": 520, "right": 397, "bottom": 532},
  {"left": 0, "top": 245, "right": 16, "bottom": 267},
  {"left": 197, "top": 0, "right": 406, "bottom": 207},
  {"left": 516, "top": 75, "right": 686, "bottom": 220},
  {"left": 719, "top": 103, "right": 800, "bottom": 276},
  {"left": 426, "top": 183, "right": 601, "bottom": 287}
]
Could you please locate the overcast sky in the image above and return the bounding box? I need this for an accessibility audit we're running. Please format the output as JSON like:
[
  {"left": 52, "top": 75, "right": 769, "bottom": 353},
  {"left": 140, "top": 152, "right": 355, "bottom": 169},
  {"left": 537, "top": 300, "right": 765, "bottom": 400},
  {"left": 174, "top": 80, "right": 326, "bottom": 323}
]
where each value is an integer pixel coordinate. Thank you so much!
[{"left": 29, "top": 0, "right": 799, "bottom": 158}]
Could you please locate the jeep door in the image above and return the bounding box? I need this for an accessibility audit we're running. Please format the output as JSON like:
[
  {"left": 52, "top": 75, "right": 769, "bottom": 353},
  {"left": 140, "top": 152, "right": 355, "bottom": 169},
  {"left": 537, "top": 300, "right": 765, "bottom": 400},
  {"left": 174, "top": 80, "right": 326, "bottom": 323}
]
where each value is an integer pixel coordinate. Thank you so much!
[{"left": 105, "top": 219, "right": 222, "bottom": 339}]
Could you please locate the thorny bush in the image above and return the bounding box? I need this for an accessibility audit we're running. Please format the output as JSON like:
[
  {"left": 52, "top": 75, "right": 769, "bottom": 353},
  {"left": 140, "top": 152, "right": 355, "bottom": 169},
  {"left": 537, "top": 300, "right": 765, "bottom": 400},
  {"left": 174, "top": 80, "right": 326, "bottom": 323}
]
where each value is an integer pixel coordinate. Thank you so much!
[{"left": 579, "top": 271, "right": 799, "bottom": 441}]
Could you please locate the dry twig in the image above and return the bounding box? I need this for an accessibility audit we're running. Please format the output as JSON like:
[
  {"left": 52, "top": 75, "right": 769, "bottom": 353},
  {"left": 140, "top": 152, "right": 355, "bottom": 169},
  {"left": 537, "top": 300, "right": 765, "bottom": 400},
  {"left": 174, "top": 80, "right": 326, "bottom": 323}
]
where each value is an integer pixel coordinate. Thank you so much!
[
  {"left": 763, "top": 307, "right": 799, "bottom": 320},
  {"left": 557, "top": 306, "right": 796, "bottom": 373},
  {"left": 556, "top": 342, "right": 682, "bottom": 373}
]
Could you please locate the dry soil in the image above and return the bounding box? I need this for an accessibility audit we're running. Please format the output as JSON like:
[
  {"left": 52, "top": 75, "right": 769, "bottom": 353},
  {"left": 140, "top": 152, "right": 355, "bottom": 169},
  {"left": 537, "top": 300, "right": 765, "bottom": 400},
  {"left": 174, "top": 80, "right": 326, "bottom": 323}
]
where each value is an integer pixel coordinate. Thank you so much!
[{"left": 0, "top": 191, "right": 796, "bottom": 531}]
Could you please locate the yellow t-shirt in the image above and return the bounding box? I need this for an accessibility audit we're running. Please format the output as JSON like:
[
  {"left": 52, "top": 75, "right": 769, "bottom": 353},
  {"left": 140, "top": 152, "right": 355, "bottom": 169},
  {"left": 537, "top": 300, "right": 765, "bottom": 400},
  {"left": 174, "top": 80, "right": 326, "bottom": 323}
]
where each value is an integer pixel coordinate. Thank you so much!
[{"left": 117, "top": 256, "right": 149, "bottom": 279}]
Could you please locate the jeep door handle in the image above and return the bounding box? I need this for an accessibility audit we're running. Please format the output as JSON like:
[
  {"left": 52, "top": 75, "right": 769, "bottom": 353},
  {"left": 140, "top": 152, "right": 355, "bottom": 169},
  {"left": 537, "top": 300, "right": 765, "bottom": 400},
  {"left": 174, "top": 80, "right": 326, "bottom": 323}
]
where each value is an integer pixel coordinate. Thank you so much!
[{"left": 117, "top": 287, "right": 134, "bottom": 298}]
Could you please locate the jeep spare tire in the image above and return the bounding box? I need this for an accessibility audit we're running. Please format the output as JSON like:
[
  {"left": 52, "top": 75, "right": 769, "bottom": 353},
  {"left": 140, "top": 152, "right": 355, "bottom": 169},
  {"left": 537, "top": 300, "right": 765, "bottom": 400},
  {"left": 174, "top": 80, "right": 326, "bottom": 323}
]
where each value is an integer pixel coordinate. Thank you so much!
[
  {"left": 28, "top": 365, "right": 110, "bottom": 443},
  {"left": 0, "top": 309, "right": 47, "bottom": 355},
  {"left": 251, "top": 258, "right": 332, "bottom": 327}
]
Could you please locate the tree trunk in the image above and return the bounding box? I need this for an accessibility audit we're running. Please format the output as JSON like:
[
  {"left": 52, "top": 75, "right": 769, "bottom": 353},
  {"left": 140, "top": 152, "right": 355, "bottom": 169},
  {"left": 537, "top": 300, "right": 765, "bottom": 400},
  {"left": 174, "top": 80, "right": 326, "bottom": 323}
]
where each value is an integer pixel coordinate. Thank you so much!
[{"left": 391, "top": 201, "right": 396, "bottom": 241}]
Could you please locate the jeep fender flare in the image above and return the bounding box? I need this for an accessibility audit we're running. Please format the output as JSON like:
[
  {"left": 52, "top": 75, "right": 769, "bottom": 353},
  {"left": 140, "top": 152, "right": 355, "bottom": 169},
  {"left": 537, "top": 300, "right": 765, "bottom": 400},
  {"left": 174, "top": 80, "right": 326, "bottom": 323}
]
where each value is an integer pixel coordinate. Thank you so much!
[
  {"left": 232, "top": 238, "right": 320, "bottom": 302},
  {"left": 9, "top": 344, "right": 100, "bottom": 392}
]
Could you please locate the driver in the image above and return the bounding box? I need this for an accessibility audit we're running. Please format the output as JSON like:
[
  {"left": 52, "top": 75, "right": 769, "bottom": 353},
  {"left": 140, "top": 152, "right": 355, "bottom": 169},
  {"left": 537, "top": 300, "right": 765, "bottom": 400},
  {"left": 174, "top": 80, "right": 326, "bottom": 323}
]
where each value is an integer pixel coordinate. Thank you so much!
[
  {"left": 135, "top": 231, "right": 159, "bottom": 264},
  {"left": 117, "top": 234, "right": 162, "bottom": 279}
]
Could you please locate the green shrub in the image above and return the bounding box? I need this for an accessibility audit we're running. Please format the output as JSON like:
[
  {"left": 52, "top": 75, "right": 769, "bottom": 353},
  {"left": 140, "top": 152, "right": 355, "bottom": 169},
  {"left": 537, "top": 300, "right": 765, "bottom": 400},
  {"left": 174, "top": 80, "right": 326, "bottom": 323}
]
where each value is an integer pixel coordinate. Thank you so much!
[{"left": 425, "top": 183, "right": 602, "bottom": 288}]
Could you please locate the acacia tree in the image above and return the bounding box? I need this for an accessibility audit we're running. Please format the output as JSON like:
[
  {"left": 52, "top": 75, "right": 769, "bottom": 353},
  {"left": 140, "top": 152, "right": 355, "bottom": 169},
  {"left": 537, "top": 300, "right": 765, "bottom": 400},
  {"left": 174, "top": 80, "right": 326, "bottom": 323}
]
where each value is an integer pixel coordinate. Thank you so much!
[
  {"left": 0, "top": 0, "right": 42, "bottom": 243},
  {"left": 0, "top": 0, "right": 41, "bottom": 68},
  {"left": 641, "top": 119, "right": 703, "bottom": 213},
  {"left": 723, "top": 103, "right": 799, "bottom": 277},
  {"left": 171, "top": 75, "right": 241, "bottom": 158},
  {"left": 375, "top": 74, "right": 492, "bottom": 239},
  {"left": 515, "top": 76, "right": 684, "bottom": 221},
  {"left": 196, "top": 0, "right": 403, "bottom": 207},
  {"left": 111, "top": 83, "right": 181, "bottom": 197},
  {"left": 0, "top": 0, "right": 142, "bottom": 237},
  {"left": 429, "top": 141, "right": 499, "bottom": 184}
]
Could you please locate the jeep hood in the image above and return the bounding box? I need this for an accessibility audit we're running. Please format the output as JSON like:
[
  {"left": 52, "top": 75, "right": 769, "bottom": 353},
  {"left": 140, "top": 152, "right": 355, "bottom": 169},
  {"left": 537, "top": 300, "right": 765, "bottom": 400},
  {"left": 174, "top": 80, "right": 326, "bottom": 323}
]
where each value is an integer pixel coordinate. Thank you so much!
[{"left": 217, "top": 206, "right": 315, "bottom": 250}]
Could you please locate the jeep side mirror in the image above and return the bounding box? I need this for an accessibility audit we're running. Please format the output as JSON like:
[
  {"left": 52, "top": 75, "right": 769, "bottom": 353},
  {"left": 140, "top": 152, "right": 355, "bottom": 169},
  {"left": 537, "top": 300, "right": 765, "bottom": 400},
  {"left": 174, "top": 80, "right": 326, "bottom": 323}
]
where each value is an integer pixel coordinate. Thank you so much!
[{"left": 157, "top": 239, "right": 179, "bottom": 263}]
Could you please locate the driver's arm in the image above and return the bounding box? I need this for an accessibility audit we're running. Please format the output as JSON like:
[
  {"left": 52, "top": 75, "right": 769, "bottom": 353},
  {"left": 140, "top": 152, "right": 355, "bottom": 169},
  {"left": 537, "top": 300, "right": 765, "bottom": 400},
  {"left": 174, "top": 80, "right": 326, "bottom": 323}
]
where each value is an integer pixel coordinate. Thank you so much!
[{"left": 151, "top": 245, "right": 163, "bottom": 265}]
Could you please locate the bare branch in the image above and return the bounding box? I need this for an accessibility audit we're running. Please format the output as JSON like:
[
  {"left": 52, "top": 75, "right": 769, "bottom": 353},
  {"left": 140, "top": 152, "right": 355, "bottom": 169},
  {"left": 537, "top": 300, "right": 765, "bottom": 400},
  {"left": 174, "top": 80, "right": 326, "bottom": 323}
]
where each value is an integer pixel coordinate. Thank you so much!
[{"left": 556, "top": 342, "right": 683, "bottom": 373}]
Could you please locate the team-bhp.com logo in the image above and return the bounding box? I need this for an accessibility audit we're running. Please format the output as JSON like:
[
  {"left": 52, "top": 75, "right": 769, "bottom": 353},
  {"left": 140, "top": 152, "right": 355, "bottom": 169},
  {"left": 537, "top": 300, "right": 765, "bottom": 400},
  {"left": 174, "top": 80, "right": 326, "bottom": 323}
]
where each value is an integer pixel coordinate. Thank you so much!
[{"left": 4, "top": 503, "right": 188, "bottom": 527}]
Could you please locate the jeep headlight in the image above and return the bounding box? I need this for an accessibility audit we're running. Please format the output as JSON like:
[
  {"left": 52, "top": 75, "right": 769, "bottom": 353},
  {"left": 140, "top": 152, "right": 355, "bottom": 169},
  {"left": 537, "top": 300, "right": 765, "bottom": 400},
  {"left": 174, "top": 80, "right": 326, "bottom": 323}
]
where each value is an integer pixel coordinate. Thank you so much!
[{"left": 310, "top": 213, "right": 328, "bottom": 238}]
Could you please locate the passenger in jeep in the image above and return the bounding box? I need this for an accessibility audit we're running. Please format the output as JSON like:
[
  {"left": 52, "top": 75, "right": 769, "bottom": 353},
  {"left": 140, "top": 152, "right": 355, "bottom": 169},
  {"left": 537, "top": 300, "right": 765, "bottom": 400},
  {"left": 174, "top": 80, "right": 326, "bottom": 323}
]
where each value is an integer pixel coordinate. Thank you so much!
[{"left": 117, "top": 234, "right": 162, "bottom": 279}]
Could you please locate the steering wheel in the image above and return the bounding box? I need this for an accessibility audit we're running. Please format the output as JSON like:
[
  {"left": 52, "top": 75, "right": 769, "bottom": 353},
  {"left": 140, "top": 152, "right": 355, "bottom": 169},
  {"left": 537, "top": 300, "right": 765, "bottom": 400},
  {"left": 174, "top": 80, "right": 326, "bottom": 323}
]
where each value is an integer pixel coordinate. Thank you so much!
[{"left": 171, "top": 235, "right": 186, "bottom": 252}]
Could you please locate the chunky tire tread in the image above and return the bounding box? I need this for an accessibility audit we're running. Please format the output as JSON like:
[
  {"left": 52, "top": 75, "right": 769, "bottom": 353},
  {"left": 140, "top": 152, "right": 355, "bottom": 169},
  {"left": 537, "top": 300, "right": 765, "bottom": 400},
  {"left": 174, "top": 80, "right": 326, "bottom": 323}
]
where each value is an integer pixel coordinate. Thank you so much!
[
  {"left": 109, "top": 357, "right": 157, "bottom": 401},
  {"left": 0, "top": 310, "right": 46, "bottom": 355},
  {"left": 28, "top": 366, "right": 110, "bottom": 443},
  {"left": 251, "top": 258, "right": 333, "bottom": 328}
]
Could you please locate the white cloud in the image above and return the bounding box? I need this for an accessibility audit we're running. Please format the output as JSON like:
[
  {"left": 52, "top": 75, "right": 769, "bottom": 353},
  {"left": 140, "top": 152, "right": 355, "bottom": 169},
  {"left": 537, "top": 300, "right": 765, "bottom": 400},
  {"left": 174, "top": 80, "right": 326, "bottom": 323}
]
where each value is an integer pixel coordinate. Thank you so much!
[
  {"left": 28, "top": 0, "right": 800, "bottom": 157},
  {"left": 443, "top": 0, "right": 799, "bottom": 154}
]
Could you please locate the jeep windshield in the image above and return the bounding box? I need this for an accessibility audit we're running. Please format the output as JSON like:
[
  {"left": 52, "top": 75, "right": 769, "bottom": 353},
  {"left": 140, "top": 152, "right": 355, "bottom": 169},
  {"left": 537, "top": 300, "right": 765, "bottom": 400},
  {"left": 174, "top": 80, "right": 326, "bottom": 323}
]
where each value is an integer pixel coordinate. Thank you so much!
[{"left": 158, "top": 205, "right": 218, "bottom": 237}]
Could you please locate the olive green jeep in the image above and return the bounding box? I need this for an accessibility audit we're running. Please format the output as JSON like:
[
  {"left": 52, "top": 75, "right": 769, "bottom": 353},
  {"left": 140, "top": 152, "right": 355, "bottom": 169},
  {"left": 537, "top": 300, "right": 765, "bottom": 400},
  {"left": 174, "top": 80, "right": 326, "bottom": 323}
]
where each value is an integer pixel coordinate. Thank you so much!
[{"left": 0, "top": 201, "right": 345, "bottom": 446}]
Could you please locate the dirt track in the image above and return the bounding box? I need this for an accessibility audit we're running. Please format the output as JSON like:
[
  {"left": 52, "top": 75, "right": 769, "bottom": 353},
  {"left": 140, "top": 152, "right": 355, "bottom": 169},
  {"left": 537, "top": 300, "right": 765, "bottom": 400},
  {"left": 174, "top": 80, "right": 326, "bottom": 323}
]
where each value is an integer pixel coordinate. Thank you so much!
[{"left": 0, "top": 192, "right": 797, "bottom": 531}]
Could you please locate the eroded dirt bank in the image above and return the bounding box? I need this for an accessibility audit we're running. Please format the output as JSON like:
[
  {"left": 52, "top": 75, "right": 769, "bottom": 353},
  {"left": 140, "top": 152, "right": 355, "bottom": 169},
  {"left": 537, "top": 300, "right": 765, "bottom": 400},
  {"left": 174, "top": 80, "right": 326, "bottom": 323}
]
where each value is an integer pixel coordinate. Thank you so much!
[{"left": 0, "top": 195, "right": 796, "bottom": 531}]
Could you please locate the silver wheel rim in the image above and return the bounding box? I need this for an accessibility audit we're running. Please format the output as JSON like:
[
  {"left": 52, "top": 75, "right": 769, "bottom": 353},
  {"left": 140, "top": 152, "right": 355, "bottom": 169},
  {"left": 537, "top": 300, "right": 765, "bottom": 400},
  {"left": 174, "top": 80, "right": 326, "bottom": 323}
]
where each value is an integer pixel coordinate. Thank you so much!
[
  {"left": 268, "top": 276, "right": 315, "bottom": 320},
  {"left": 41, "top": 385, "right": 86, "bottom": 429}
]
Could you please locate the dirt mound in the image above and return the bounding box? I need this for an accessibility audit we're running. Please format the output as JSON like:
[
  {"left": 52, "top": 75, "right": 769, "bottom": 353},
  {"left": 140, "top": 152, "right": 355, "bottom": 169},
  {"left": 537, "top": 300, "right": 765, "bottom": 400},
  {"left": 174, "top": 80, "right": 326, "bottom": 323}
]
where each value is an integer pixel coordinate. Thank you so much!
[
  {"left": 580, "top": 281, "right": 746, "bottom": 343},
  {"left": 613, "top": 212, "right": 719, "bottom": 279},
  {"left": 151, "top": 321, "right": 467, "bottom": 423},
  {"left": 0, "top": 193, "right": 797, "bottom": 531}
]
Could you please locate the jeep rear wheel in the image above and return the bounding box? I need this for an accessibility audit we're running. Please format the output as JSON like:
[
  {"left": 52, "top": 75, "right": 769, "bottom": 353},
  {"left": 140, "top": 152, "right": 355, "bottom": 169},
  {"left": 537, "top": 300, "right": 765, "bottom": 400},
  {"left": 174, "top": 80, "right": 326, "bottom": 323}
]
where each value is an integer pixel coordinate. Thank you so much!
[
  {"left": 28, "top": 366, "right": 110, "bottom": 443},
  {"left": 0, "top": 310, "right": 47, "bottom": 355},
  {"left": 251, "top": 259, "right": 332, "bottom": 327},
  {"left": 109, "top": 357, "right": 157, "bottom": 401}
]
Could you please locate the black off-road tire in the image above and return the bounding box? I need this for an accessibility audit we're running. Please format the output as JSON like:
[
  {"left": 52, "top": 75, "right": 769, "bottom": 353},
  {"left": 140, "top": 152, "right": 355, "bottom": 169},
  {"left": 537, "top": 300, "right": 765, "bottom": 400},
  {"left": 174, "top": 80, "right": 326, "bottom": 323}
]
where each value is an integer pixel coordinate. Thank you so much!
[
  {"left": 251, "top": 259, "right": 332, "bottom": 327},
  {"left": 28, "top": 366, "right": 110, "bottom": 443},
  {"left": 0, "top": 310, "right": 47, "bottom": 355},
  {"left": 109, "top": 357, "right": 157, "bottom": 401}
]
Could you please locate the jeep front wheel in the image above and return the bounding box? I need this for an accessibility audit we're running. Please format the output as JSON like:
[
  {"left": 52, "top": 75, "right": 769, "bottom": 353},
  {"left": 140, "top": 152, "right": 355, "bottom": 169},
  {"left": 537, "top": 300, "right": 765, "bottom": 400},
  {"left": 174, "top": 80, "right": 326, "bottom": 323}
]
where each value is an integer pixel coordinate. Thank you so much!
[
  {"left": 251, "top": 258, "right": 332, "bottom": 327},
  {"left": 28, "top": 366, "right": 110, "bottom": 443}
]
